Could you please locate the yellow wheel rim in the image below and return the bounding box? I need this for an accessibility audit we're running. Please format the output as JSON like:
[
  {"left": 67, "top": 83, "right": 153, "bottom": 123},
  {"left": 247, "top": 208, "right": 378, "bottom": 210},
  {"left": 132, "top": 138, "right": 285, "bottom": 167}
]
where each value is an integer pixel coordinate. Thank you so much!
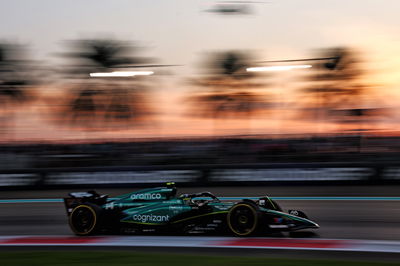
[
  {"left": 227, "top": 203, "right": 258, "bottom": 236},
  {"left": 69, "top": 205, "right": 97, "bottom": 236}
]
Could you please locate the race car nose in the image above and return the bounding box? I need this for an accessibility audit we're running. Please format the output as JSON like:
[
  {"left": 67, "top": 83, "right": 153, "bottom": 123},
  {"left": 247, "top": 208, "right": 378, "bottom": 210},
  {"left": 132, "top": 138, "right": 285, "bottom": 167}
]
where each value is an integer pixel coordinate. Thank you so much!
[
  {"left": 303, "top": 219, "right": 319, "bottom": 229},
  {"left": 311, "top": 223, "right": 320, "bottom": 228}
]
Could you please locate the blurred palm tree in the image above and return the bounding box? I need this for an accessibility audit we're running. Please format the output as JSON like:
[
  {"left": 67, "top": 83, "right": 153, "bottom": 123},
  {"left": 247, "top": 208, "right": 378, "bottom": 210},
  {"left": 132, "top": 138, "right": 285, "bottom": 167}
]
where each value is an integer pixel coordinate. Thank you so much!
[
  {"left": 299, "top": 47, "right": 370, "bottom": 124},
  {"left": 188, "top": 51, "right": 270, "bottom": 123},
  {"left": 54, "top": 38, "right": 154, "bottom": 131},
  {"left": 62, "top": 39, "right": 153, "bottom": 75},
  {"left": 0, "top": 43, "right": 36, "bottom": 138},
  {"left": 0, "top": 43, "right": 35, "bottom": 104}
]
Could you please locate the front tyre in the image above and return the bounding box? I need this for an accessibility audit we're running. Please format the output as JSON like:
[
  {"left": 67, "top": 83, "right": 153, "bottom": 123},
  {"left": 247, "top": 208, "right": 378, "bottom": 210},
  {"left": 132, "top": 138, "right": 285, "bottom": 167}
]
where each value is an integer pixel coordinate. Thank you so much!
[
  {"left": 69, "top": 203, "right": 101, "bottom": 236},
  {"left": 227, "top": 202, "right": 259, "bottom": 236}
]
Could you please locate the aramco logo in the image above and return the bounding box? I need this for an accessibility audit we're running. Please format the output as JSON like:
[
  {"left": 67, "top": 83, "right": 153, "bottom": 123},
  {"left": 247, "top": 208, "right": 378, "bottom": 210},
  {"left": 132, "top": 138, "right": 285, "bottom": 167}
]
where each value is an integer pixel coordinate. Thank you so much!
[{"left": 130, "top": 193, "right": 162, "bottom": 200}]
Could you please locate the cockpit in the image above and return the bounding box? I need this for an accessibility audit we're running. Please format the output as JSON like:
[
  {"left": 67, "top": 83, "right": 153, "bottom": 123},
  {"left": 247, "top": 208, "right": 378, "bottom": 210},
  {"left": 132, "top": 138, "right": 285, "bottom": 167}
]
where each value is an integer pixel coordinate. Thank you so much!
[{"left": 179, "top": 191, "right": 221, "bottom": 207}]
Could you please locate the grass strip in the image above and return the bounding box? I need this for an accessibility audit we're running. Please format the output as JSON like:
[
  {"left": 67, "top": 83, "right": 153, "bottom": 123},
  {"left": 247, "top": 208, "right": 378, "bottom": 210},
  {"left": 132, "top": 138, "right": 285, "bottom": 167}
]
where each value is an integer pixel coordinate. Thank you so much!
[{"left": 0, "top": 251, "right": 399, "bottom": 266}]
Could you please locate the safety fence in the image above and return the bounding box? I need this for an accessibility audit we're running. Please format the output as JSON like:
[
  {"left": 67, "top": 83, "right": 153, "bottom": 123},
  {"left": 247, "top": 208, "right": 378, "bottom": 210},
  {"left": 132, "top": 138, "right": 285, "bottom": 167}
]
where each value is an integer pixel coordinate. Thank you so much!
[{"left": 0, "top": 162, "right": 399, "bottom": 189}]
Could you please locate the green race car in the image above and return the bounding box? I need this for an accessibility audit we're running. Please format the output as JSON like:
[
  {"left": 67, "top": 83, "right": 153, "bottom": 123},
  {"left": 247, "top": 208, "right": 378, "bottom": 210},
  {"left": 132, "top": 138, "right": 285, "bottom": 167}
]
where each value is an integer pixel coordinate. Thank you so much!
[{"left": 64, "top": 182, "right": 319, "bottom": 236}]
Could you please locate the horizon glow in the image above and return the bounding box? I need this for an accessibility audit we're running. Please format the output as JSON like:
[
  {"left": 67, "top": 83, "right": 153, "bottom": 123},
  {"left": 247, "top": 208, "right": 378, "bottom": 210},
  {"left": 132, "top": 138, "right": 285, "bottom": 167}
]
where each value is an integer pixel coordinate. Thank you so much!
[
  {"left": 90, "top": 71, "right": 154, "bottom": 77},
  {"left": 246, "top": 65, "right": 312, "bottom": 72}
]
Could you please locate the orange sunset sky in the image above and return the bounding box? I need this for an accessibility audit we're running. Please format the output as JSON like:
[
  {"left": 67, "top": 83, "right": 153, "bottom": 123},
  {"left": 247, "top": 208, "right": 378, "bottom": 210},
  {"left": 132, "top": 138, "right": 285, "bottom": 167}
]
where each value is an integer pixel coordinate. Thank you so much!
[{"left": 1, "top": 0, "right": 400, "bottom": 141}]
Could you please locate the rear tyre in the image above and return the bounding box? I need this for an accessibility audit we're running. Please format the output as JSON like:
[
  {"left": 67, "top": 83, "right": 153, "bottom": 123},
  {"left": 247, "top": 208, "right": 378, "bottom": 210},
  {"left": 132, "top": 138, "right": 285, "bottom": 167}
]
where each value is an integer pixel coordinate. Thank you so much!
[
  {"left": 69, "top": 203, "right": 101, "bottom": 236},
  {"left": 227, "top": 202, "right": 260, "bottom": 236}
]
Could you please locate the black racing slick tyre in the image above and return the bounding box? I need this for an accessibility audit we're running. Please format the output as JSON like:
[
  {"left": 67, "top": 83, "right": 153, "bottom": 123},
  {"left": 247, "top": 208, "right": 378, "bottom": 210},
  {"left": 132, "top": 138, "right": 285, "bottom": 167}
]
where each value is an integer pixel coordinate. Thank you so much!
[
  {"left": 69, "top": 203, "right": 102, "bottom": 236},
  {"left": 227, "top": 201, "right": 260, "bottom": 236}
]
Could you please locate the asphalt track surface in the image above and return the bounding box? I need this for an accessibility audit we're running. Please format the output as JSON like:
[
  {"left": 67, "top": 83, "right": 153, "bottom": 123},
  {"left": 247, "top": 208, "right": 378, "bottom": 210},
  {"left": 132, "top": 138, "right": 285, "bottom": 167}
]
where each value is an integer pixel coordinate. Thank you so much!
[{"left": 0, "top": 185, "right": 399, "bottom": 240}]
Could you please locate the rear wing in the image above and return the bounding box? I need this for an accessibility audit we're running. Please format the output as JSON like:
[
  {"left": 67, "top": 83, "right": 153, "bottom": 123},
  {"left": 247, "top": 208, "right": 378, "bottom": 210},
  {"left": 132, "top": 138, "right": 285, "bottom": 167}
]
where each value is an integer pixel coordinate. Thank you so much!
[{"left": 64, "top": 191, "right": 108, "bottom": 216}]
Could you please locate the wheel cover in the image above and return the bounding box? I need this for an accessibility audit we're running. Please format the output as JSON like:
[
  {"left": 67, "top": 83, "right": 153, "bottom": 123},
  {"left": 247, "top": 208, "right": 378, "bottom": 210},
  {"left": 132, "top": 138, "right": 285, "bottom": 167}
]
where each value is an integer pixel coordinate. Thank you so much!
[
  {"left": 70, "top": 205, "right": 97, "bottom": 235},
  {"left": 228, "top": 204, "right": 257, "bottom": 236}
]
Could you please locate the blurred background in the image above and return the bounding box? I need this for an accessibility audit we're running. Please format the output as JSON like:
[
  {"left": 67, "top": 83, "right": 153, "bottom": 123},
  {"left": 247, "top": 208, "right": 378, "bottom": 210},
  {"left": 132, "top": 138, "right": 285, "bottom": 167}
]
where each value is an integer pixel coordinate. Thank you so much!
[{"left": 0, "top": 0, "right": 399, "bottom": 187}]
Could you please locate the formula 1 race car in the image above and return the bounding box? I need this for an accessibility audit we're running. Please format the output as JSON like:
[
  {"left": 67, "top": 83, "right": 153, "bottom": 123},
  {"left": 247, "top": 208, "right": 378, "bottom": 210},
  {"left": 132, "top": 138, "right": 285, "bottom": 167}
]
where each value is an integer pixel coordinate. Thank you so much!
[{"left": 64, "top": 183, "right": 319, "bottom": 236}]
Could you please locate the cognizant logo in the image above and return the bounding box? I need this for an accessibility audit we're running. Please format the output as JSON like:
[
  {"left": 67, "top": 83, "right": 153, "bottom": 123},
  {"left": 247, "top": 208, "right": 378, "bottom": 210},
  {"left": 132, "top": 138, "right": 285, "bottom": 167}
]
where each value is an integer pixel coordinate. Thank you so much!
[
  {"left": 132, "top": 214, "right": 170, "bottom": 223},
  {"left": 130, "top": 193, "right": 162, "bottom": 200}
]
